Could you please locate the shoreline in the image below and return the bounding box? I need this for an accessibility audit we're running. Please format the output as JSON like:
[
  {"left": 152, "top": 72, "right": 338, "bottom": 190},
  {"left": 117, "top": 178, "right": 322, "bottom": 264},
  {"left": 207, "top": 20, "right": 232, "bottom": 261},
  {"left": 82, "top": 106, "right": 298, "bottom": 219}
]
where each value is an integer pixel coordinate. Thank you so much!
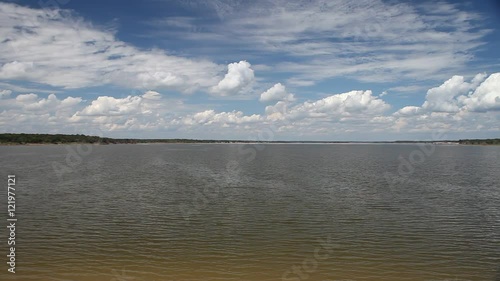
[
  {"left": 1, "top": 142, "right": 498, "bottom": 146},
  {"left": 1, "top": 134, "right": 498, "bottom": 146}
]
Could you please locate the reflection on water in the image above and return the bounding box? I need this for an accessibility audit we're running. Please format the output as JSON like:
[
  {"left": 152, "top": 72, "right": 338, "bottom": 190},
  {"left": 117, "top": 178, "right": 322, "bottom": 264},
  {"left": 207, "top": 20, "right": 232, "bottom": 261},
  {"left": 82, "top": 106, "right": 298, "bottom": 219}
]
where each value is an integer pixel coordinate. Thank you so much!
[{"left": 0, "top": 144, "right": 499, "bottom": 280}]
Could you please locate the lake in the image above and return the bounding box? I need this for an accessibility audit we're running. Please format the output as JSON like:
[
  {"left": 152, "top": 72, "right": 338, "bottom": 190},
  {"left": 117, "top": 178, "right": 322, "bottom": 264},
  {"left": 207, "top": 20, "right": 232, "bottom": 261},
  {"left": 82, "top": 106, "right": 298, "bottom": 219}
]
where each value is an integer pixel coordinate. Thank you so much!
[{"left": 1, "top": 143, "right": 499, "bottom": 281}]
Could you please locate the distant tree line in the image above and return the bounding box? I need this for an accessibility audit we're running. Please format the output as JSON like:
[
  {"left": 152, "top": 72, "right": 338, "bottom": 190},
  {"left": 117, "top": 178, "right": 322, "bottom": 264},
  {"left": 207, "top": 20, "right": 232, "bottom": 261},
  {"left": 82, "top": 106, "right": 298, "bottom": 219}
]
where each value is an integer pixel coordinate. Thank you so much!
[
  {"left": 0, "top": 133, "right": 249, "bottom": 144},
  {"left": 458, "top": 138, "right": 500, "bottom": 145},
  {"left": 0, "top": 133, "right": 113, "bottom": 144},
  {"left": 0, "top": 133, "right": 498, "bottom": 145}
]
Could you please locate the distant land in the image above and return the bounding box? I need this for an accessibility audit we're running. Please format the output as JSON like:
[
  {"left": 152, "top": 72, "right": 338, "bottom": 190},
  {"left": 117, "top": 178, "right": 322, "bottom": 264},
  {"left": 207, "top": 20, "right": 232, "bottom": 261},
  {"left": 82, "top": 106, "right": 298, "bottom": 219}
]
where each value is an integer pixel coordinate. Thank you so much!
[{"left": 0, "top": 133, "right": 499, "bottom": 145}]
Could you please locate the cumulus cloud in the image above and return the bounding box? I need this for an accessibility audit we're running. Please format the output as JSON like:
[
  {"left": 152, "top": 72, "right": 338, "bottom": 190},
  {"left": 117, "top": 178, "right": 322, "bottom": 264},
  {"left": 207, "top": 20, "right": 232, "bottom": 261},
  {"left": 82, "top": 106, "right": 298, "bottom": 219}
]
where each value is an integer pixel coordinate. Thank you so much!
[
  {"left": 422, "top": 75, "right": 473, "bottom": 112},
  {"left": 470, "top": 72, "right": 488, "bottom": 88},
  {"left": 394, "top": 106, "right": 422, "bottom": 116},
  {"left": 462, "top": 73, "right": 500, "bottom": 112},
  {"left": 11, "top": 93, "right": 82, "bottom": 112},
  {"left": 178, "top": 109, "right": 261, "bottom": 126},
  {"left": 261, "top": 90, "right": 391, "bottom": 129},
  {"left": 387, "top": 73, "right": 500, "bottom": 137},
  {"left": 210, "top": 61, "right": 254, "bottom": 96},
  {"left": 77, "top": 96, "right": 143, "bottom": 116},
  {"left": 0, "top": 92, "right": 84, "bottom": 133},
  {"left": 288, "top": 90, "right": 390, "bottom": 119},
  {"left": 265, "top": 101, "right": 289, "bottom": 121},
  {"left": 15, "top": 93, "right": 38, "bottom": 103},
  {"left": 0, "top": 73, "right": 497, "bottom": 139},
  {"left": 259, "top": 83, "right": 295, "bottom": 102},
  {"left": 0, "top": 90, "right": 182, "bottom": 134},
  {"left": 70, "top": 91, "right": 187, "bottom": 132},
  {"left": 414, "top": 72, "right": 500, "bottom": 114}
]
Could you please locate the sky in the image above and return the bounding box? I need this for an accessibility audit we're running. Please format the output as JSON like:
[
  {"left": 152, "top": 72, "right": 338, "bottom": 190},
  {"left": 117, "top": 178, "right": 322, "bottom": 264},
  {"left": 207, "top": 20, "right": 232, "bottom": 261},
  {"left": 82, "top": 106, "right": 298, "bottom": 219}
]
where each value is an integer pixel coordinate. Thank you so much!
[{"left": 0, "top": 0, "right": 499, "bottom": 141}]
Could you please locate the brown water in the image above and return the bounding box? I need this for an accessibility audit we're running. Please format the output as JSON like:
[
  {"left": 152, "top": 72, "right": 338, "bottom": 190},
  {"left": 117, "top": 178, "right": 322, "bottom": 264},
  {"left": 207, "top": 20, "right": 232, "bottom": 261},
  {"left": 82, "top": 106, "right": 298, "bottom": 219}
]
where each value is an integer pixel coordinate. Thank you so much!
[{"left": 0, "top": 143, "right": 499, "bottom": 281}]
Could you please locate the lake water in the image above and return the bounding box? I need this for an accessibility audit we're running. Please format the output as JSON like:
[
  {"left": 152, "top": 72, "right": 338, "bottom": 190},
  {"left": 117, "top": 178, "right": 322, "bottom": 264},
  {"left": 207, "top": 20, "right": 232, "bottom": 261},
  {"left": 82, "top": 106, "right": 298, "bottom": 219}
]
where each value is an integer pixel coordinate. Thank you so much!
[{"left": 0, "top": 144, "right": 499, "bottom": 281}]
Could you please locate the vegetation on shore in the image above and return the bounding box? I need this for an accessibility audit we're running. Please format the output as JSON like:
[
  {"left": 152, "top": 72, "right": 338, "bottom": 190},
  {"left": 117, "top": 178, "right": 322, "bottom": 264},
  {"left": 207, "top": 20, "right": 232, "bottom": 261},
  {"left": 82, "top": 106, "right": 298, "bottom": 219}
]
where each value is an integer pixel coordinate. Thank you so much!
[
  {"left": 458, "top": 138, "right": 500, "bottom": 145},
  {"left": 0, "top": 133, "right": 498, "bottom": 145},
  {"left": 0, "top": 133, "right": 225, "bottom": 144}
]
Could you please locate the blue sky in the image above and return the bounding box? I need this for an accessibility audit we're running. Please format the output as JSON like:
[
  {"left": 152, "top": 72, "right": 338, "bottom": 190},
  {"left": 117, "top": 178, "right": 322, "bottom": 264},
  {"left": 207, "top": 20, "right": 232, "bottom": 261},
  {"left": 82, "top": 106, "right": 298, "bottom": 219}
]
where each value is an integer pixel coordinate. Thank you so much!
[{"left": 0, "top": 0, "right": 499, "bottom": 140}]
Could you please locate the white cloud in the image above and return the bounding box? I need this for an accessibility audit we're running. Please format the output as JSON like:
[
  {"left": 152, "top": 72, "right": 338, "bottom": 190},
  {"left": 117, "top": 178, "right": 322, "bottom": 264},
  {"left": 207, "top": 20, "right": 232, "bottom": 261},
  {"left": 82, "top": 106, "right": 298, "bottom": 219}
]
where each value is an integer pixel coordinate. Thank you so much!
[
  {"left": 261, "top": 90, "right": 392, "bottom": 134},
  {"left": 286, "top": 78, "right": 316, "bottom": 87},
  {"left": 414, "top": 72, "right": 500, "bottom": 113},
  {"left": 178, "top": 109, "right": 261, "bottom": 126},
  {"left": 389, "top": 110, "right": 499, "bottom": 137},
  {"left": 422, "top": 75, "right": 472, "bottom": 112},
  {"left": 0, "top": 89, "right": 12, "bottom": 99},
  {"left": 0, "top": 92, "right": 84, "bottom": 133},
  {"left": 0, "top": 3, "right": 223, "bottom": 92},
  {"left": 287, "top": 90, "right": 390, "bottom": 119},
  {"left": 0, "top": 90, "right": 185, "bottom": 134},
  {"left": 265, "top": 101, "right": 289, "bottom": 121},
  {"left": 60, "top": 97, "right": 82, "bottom": 108},
  {"left": 11, "top": 93, "right": 82, "bottom": 112},
  {"left": 15, "top": 93, "right": 38, "bottom": 103},
  {"left": 0, "top": 73, "right": 497, "bottom": 139},
  {"left": 151, "top": 0, "right": 489, "bottom": 84},
  {"left": 142, "top": 90, "right": 162, "bottom": 100},
  {"left": 77, "top": 96, "right": 143, "bottom": 116},
  {"left": 69, "top": 92, "right": 184, "bottom": 132},
  {"left": 210, "top": 61, "right": 254, "bottom": 96},
  {"left": 386, "top": 73, "right": 500, "bottom": 137},
  {"left": 25, "top": 94, "right": 66, "bottom": 111},
  {"left": 0, "top": 61, "right": 34, "bottom": 78},
  {"left": 388, "top": 85, "right": 428, "bottom": 93},
  {"left": 395, "top": 106, "right": 422, "bottom": 116},
  {"left": 0, "top": 82, "right": 62, "bottom": 94},
  {"left": 259, "top": 83, "right": 295, "bottom": 102},
  {"left": 462, "top": 73, "right": 500, "bottom": 112},
  {"left": 471, "top": 72, "right": 488, "bottom": 88}
]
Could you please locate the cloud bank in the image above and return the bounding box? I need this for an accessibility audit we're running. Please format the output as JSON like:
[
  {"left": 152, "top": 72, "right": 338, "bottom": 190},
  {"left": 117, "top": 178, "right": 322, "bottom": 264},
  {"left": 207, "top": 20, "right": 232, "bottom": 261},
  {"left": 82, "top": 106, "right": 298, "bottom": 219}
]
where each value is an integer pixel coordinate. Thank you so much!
[{"left": 1, "top": 73, "right": 498, "bottom": 139}]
